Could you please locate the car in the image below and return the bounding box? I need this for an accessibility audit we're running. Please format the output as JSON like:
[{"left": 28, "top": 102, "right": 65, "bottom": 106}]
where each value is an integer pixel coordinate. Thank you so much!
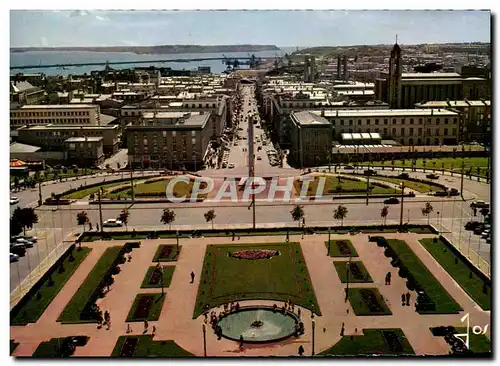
[
  {"left": 15, "top": 238, "right": 34, "bottom": 248},
  {"left": 465, "top": 221, "right": 482, "bottom": 231},
  {"left": 257, "top": 156, "right": 262, "bottom": 160},
  {"left": 426, "top": 173, "right": 439, "bottom": 179},
  {"left": 398, "top": 173, "right": 410, "bottom": 179},
  {"left": 103, "top": 219, "right": 123, "bottom": 227},
  {"left": 486, "top": 237, "right": 492, "bottom": 244},
  {"left": 344, "top": 165, "right": 355, "bottom": 170},
  {"left": 449, "top": 188, "right": 460, "bottom": 196},
  {"left": 434, "top": 191, "right": 448, "bottom": 197},
  {"left": 10, "top": 244, "right": 26, "bottom": 257},
  {"left": 10, "top": 197, "right": 19, "bottom": 205},
  {"left": 481, "top": 230, "right": 491, "bottom": 239},
  {"left": 228, "top": 164, "right": 235, "bottom": 169},
  {"left": 474, "top": 225, "right": 486, "bottom": 235},
  {"left": 262, "top": 141, "right": 267, "bottom": 146},
  {"left": 10, "top": 253, "right": 19, "bottom": 263},
  {"left": 384, "top": 197, "right": 400, "bottom": 204},
  {"left": 364, "top": 169, "right": 376, "bottom": 175},
  {"left": 471, "top": 200, "right": 489, "bottom": 209},
  {"left": 233, "top": 142, "right": 238, "bottom": 146}
]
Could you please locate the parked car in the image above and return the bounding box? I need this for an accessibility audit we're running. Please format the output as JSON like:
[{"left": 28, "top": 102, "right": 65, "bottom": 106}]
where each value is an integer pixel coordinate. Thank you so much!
[
  {"left": 398, "top": 173, "right": 410, "bottom": 179},
  {"left": 10, "top": 253, "right": 19, "bottom": 263},
  {"left": 473, "top": 224, "right": 486, "bottom": 235},
  {"left": 228, "top": 163, "right": 235, "bottom": 169},
  {"left": 449, "top": 188, "right": 460, "bottom": 196},
  {"left": 10, "top": 197, "right": 19, "bottom": 205},
  {"left": 257, "top": 156, "right": 262, "bottom": 160},
  {"left": 15, "top": 238, "right": 34, "bottom": 248},
  {"left": 434, "top": 191, "right": 448, "bottom": 197},
  {"left": 426, "top": 173, "right": 439, "bottom": 179},
  {"left": 384, "top": 197, "right": 400, "bottom": 204},
  {"left": 103, "top": 219, "right": 123, "bottom": 227},
  {"left": 10, "top": 244, "right": 26, "bottom": 257},
  {"left": 471, "top": 200, "right": 489, "bottom": 209}
]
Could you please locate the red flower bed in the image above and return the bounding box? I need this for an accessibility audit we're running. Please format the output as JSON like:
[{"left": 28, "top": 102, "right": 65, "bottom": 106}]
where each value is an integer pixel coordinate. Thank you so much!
[
  {"left": 159, "top": 246, "right": 172, "bottom": 259},
  {"left": 148, "top": 268, "right": 163, "bottom": 285},
  {"left": 120, "top": 337, "right": 138, "bottom": 357},
  {"left": 229, "top": 249, "right": 279, "bottom": 260},
  {"left": 133, "top": 295, "right": 154, "bottom": 319}
]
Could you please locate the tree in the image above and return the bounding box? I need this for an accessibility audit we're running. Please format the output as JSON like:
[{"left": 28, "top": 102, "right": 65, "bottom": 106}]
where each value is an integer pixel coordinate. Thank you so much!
[
  {"left": 118, "top": 209, "right": 130, "bottom": 231},
  {"left": 290, "top": 205, "right": 305, "bottom": 227},
  {"left": 480, "top": 207, "right": 490, "bottom": 222},
  {"left": 421, "top": 202, "right": 434, "bottom": 225},
  {"left": 13, "top": 176, "right": 20, "bottom": 191},
  {"left": 12, "top": 207, "right": 39, "bottom": 235},
  {"left": 10, "top": 218, "right": 23, "bottom": 236},
  {"left": 204, "top": 209, "right": 216, "bottom": 229},
  {"left": 160, "top": 208, "right": 176, "bottom": 230},
  {"left": 76, "top": 211, "right": 89, "bottom": 232},
  {"left": 333, "top": 205, "right": 348, "bottom": 227},
  {"left": 380, "top": 206, "right": 389, "bottom": 226}
]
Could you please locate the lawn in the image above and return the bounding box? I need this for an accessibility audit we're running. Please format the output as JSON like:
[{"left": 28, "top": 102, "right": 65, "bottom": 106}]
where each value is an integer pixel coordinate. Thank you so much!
[
  {"left": 325, "top": 240, "right": 359, "bottom": 257},
  {"left": 193, "top": 242, "right": 321, "bottom": 318},
  {"left": 105, "top": 177, "right": 205, "bottom": 199},
  {"left": 153, "top": 245, "right": 182, "bottom": 262},
  {"left": 319, "top": 329, "right": 415, "bottom": 356},
  {"left": 10, "top": 340, "right": 19, "bottom": 355},
  {"left": 386, "top": 239, "right": 462, "bottom": 314},
  {"left": 294, "top": 175, "right": 399, "bottom": 196},
  {"left": 11, "top": 247, "right": 92, "bottom": 325},
  {"left": 32, "top": 338, "right": 67, "bottom": 357},
  {"left": 62, "top": 181, "right": 127, "bottom": 199},
  {"left": 141, "top": 266, "right": 176, "bottom": 288},
  {"left": 419, "top": 238, "right": 490, "bottom": 310},
  {"left": 454, "top": 327, "right": 491, "bottom": 354},
  {"left": 111, "top": 336, "right": 193, "bottom": 357},
  {"left": 334, "top": 261, "right": 373, "bottom": 283},
  {"left": 370, "top": 157, "right": 489, "bottom": 178},
  {"left": 58, "top": 246, "right": 123, "bottom": 323},
  {"left": 126, "top": 293, "right": 165, "bottom": 322},
  {"left": 367, "top": 176, "right": 443, "bottom": 193},
  {"left": 347, "top": 288, "right": 392, "bottom": 316}
]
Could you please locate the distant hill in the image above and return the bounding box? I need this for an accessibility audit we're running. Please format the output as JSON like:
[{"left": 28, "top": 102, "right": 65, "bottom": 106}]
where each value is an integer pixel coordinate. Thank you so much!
[{"left": 11, "top": 44, "right": 281, "bottom": 54}]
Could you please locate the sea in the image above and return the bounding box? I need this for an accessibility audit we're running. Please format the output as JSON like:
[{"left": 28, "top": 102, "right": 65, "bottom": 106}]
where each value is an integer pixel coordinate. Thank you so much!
[{"left": 10, "top": 47, "right": 297, "bottom": 77}]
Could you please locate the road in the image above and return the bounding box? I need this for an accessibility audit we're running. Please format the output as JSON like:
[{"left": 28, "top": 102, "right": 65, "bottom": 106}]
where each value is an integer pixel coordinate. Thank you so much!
[{"left": 9, "top": 84, "right": 492, "bottom": 295}]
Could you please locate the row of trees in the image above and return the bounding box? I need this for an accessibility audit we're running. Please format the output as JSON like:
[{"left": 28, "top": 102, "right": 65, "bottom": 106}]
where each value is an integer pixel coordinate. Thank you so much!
[{"left": 11, "top": 207, "right": 38, "bottom": 236}]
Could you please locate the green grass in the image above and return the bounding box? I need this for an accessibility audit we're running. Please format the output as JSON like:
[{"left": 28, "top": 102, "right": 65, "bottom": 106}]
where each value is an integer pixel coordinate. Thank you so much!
[
  {"left": 62, "top": 181, "right": 127, "bottom": 199},
  {"left": 58, "top": 246, "right": 123, "bottom": 323},
  {"left": 141, "top": 266, "right": 176, "bottom": 288},
  {"left": 106, "top": 178, "right": 205, "bottom": 199},
  {"left": 126, "top": 293, "right": 165, "bottom": 322},
  {"left": 334, "top": 261, "right": 373, "bottom": 283},
  {"left": 325, "top": 240, "right": 358, "bottom": 257},
  {"left": 36, "top": 169, "right": 102, "bottom": 184},
  {"left": 386, "top": 239, "right": 462, "bottom": 314},
  {"left": 152, "top": 245, "right": 182, "bottom": 262},
  {"left": 11, "top": 247, "right": 92, "bottom": 325},
  {"left": 419, "top": 238, "right": 491, "bottom": 310},
  {"left": 347, "top": 288, "right": 392, "bottom": 316},
  {"left": 455, "top": 327, "right": 491, "bottom": 353},
  {"left": 193, "top": 242, "right": 321, "bottom": 318},
  {"left": 111, "top": 336, "right": 193, "bottom": 357},
  {"left": 294, "top": 175, "right": 399, "bottom": 196},
  {"left": 10, "top": 340, "right": 19, "bottom": 355},
  {"left": 367, "top": 176, "right": 443, "bottom": 193},
  {"left": 370, "top": 157, "right": 489, "bottom": 178},
  {"left": 319, "top": 329, "right": 415, "bottom": 356},
  {"left": 32, "top": 338, "right": 66, "bottom": 357}
]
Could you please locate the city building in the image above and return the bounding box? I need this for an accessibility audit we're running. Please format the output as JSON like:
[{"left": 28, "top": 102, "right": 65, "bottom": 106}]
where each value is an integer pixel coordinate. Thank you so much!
[
  {"left": 309, "top": 108, "right": 459, "bottom": 146},
  {"left": 126, "top": 112, "right": 212, "bottom": 170},
  {"left": 63, "top": 137, "right": 105, "bottom": 166},
  {"left": 16, "top": 124, "right": 121, "bottom": 155},
  {"left": 289, "top": 111, "right": 333, "bottom": 167},
  {"left": 10, "top": 104, "right": 102, "bottom": 129},
  {"left": 303, "top": 55, "right": 317, "bottom": 83},
  {"left": 10, "top": 81, "right": 45, "bottom": 105},
  {"left": 415, "top": 99, "right": 491, "bottom": 143}
]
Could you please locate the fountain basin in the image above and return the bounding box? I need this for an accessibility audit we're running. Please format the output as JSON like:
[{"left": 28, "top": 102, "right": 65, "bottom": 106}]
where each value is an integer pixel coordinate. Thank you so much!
[{"left": 217, "top": 306, "right": 300, "bottom": 343}]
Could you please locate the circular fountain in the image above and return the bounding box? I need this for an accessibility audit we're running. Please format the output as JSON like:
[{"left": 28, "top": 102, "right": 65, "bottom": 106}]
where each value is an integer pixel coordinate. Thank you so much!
[{"left": 217, "top": 306, "right": 300, "bottom": 343}]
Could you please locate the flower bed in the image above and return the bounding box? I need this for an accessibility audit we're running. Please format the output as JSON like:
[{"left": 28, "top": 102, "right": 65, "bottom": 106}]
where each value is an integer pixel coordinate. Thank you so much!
[
  {"left": 133, "top": 296, "right": 154, "bottom": 319},
  {"left": 349, "top": 263, "right": 364, "bottom": 281},
  {"left": 383, "top": 330, "right": 404, "bottom": 353},
  {"left": 149, "top": 268, "right": 163, "bottom": 285},
  {"left": 337, "top": 241, "right": 353, "bottom": 256},
  {"left": 228, "top": 249, "right": 280, "bottom": 260},
  {"left": 120, "top": 337, "right": 139, "bottom": 357}
]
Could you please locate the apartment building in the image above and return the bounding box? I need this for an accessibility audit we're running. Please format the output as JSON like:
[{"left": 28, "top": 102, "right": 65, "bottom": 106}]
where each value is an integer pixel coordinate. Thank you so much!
[
  {"left": 10, "top": 104, "right": 101, "bottom": 129},
  {"left": 10, "top": 81, "right": 45, "bottom": 105},
  {"left": 415, "top": 99, "right": 491, "bottom": 144},
  {"left": 309, "top": 108, "right": 459, "bottom": 146},
  {"left": 126, "top": 112, "right": 212, "bottom": 170},
  {"left": 289, "top": 111, "right": 333, "bottom": 167},
  {"left": 63, "top": 137, "right": 105, "bottom": 166},
  {"left": 16, "top": 124, "right": 121, "bottom": 155}
]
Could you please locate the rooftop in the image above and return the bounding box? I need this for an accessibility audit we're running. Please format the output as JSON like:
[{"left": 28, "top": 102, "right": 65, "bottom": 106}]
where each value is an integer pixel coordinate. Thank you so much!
[
  {"left": 416, "top": 100, "right": 491, "bottom": 108},
  {"left": 64, "top": 136, "right": 103, "bottom": 143},
  {"left": 19, "top": 124, "right": 119, "bottom": 131},
  {"left": 291, "top": 111, "right": 331, "bottom": 126},
  {"left": 402, "top": 72, "right": 461, "bottom": 79},
  {"left": 309, "top": 108, "right": 459, "bottom": 118},
  {"left": 18, "top": 104, "right": 97, "bottom": 109},
  {"left": 10, "top": 142, "right": 41, "bottom": 153}
]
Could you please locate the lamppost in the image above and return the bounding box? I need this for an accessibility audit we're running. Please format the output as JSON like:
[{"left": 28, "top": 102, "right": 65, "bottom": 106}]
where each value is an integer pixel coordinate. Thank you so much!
[
  {"left": 436, "top": 211, "right": 441, "bottom": 234},
  {"left": 159, "top": 264, "right": 165, "bottom": 296},
  {"left": 202, "top": 322, "right": 207, "bottom": 357},
  {"left": 176, "top": 230, "right": 180, "bottom": 254},
  {"left": 327, "top": 227, "right": 331, "bottom": 256},
  {"left": 311, "top": 317, "right": 316, "bottom": 357},
  {"left": 399, "top": 182, "right": 405, "bottom": 229},
  {"left": 345, "top": 253, "right": 352, "bottom": 302}
]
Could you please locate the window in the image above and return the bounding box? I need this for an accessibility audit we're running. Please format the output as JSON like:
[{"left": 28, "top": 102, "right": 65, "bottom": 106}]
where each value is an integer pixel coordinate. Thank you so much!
[
  {"left": 162, "top": 131, "right": 167, "bottom": 137},
  {"left": 444, "top": 118, "right": 449, "bottom": 124},
  {"left": 410, "top": 127, "right": 414, "bottom": 135},
  {"left": 392, "top": 128, "right": 396, "bottom": 135},
  {"left": 392, "top": 119, "right": 396, "bottom": 124},
  {"left": 436, "top": 118, "right": 440, "bottom": 124},
  {"left": 452, "top": 128, "right": 457, "bottom": 136},
  {"left": 453, "top": 118, "right": 458, "bottom": 124},
  {"left": 375, "top": 119, "right": 379, "bottom": 125},
  {"left": 191, "top": 131, "right": 196, "bottom": 137},
  {"left": 384, "top": 119, "right": 388, "bottom": 125},
  {"left": 410, "top": 118, "right": 414, "bottom": 124},
  {"left": 401, "top": 118, "right": 405, "bottom": 125},
  {"left": 444, "top": 128, "right": 448, "bottom": 135},
  {"left": 143, "top": 138, "right": 148, "bottom": 146},
  {"left": 401, "top": 128, "right": 405, "bottom": 136},
  {"left": 367, "top": 119, "right": 371, "bottom": 125},
  {"left": 383, "top": 128, "right": 388, "bottom": 135},
  {"left": 427, "top": 128, "right": 431, "bottom": 135},
  {"left": 349, "top": 120, "right": 353, "bottom": 126},
  {"left": 357, "top": 119, "right": 361, "bottom": 125}
]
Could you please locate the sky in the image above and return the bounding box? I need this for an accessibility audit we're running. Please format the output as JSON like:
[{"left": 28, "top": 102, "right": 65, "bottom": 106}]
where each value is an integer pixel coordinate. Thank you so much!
[{"left": 10, "top": 10, "right": 491, "bottom": 48}]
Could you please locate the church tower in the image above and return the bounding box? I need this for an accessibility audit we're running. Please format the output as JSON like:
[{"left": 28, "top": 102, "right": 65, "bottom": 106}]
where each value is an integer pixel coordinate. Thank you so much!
[{"left": 388, "top": 42, "right": 402, "bottom": 109}]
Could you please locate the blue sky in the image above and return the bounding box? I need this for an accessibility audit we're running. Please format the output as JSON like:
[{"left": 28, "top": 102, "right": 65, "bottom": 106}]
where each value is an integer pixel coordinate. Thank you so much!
[{"left": 10, "top": 10, "right": 491, "bottom": 48}]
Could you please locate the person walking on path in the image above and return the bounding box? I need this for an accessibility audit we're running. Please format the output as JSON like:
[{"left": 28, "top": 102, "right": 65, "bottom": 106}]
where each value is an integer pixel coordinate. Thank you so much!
[
  {"left": 401, "top": 294, "right": 406, "bottom": 306},
  {"left": 405, "top": 292, "right": 411, "bottom": 306},
  {"left": 126, "top": 324, "right": 132, "bottom": 334},
  {"left": 152, "top": 325, "right": 156, "bottom": 336},
  {"left": 385, "top": 272, "right": 391, "bottom": 285},
  {"left": 239, "top": 335, "right": 244, "bottom": 349},
  {"left": 190, "top": 271, "right": 195, "bottom": 283},
  {"left": 144, "top": 320, "right": 149, "bottom": 334},
  {"left": 97, "top": 311, "right": 104, "bottom": 329},
  {"left": 298, "top": 345, "right": 305, "bottom": 356}
]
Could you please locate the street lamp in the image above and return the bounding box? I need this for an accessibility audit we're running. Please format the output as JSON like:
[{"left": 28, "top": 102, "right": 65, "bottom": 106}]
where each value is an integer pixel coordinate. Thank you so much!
[
  {"left": 345, "top": 253, "right": 352, "bottom": 302},
  {"left": 202, "top": 322, "right": 207, "bottom": 357},
  {"left": 159, "top": 264, "right": 165, "bottom": 296},
  {"left": 311, "top": 317, "right": 316, "bottom": 357},
  {"left": 399, "top": 182, "right": 405, "bottom": 229},
  {"left": 327, "top": 227, "right": 331, "bottom": 256}
]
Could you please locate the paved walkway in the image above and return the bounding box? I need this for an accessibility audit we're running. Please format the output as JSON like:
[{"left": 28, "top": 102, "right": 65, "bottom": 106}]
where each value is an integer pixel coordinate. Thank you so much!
[{"left": 10, "top": 233, "right": 490, "bottom": 357}]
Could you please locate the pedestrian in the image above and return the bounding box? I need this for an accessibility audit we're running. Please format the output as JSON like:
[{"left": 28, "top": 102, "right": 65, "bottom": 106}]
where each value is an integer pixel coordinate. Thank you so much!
[
  {"left": 144, "top": 320, "right": 149, "bottom": 333},
  {"left": 97, "top": 311, "right": 103, "bottom": 329},
  {"left": 298, "top": 345, "right": 305, "bottom": 356},
  {"left": 96, "top": 223, "right": 99, "bottom": 232},
  {"left": 126, "top": 324, "right": 132, "bottom": 334},
  {"left": 232, "top": 231, "right": 235, "bottom": 241},
  {"left": 401, "top": 294, "right": 406, "bottom": 306},
  {"left": 239, "top": 335, "right": 244, "bottom": 348},
  {"left": 152, "top": 325, "right": 156, "bottom": 336},
  {"left": 89, "top": 222, "right": 93, "bottom": 231},
  {"left": 298, "top": 308, "right": 301, "bottom": 318},
  {"left": 190, "top": 271, "right": 195, "bottom": 283},
  {"left": 405, "top": 292, "right": 411, "bottom": 306}
]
